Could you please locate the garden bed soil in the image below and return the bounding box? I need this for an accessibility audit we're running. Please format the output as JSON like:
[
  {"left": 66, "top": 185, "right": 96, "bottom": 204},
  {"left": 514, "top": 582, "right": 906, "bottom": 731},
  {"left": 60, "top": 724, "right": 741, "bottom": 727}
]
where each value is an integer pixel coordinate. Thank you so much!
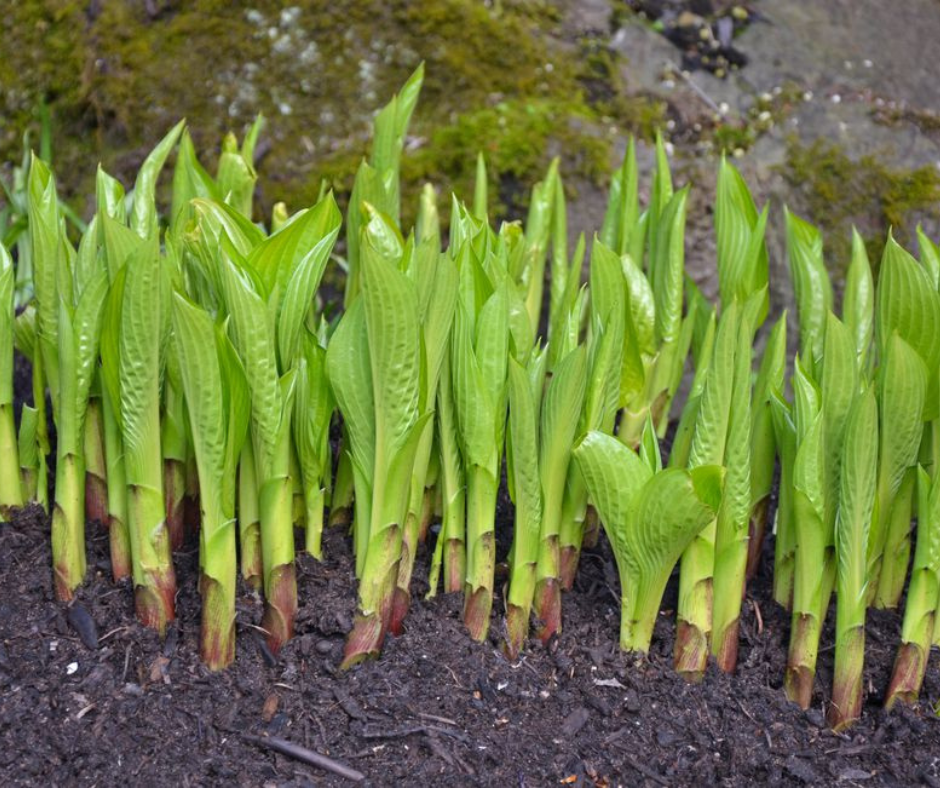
[{"left": 2, "top": 492, "right": 940, "bottom": 786}]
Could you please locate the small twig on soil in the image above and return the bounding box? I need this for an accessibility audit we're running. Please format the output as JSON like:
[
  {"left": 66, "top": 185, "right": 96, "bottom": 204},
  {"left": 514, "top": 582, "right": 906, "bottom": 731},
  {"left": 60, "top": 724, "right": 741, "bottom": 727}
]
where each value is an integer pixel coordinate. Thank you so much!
[
  {"left": 620, "top": 752, "right": 670, "bottom": 787},
  {"left": 357, "top": 723, "right": 470, "bottom": 744},
  {"left": 99, "top": 626, "right": 129, "bottom": 643},
  {"left": 243, "top": 734, "right": 365, "bottom": 783},
  {"left": 409, "top": 708, "right": 458, "bottom": 726}
]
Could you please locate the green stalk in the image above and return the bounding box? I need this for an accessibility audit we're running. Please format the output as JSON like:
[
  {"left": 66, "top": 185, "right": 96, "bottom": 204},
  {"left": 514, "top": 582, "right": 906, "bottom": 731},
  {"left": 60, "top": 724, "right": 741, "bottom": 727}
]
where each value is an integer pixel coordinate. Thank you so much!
[
  {"left": 503, "top": 357, "right": 544, "bottom": 658},
  {"left": 784, "top": 363, "right": 833, "bottom": 709},
  {"left": 746, "top": 314, "right": 787, "bottom": 580},
  {"left": 873, "top": 469, "right": 916, "bottom": 608},
  {"left": 51, "top": 271, "right": 109, "bottom": 600},
  {"left": 558, "top": 467, "right": 587, "bottom": 590},
  {"left": 102, "top": 383, "right": 131, "bottom": 581},
  {"left": 711, "top": 306, "right": 754, "bottom": 673},
  {"left": 329, "top": 436, "right": 354, "bottom": 528},
  {"left": 17, "top": 406, "right": 39, "bottom": 504},
  {"left": 533, "top": 346, "right": 587, "bottom": 642},
  {"left": 114, "top": 254, "right": 177, "bottom": 634},
  {"left": 884, "top": 466, "right": 940, "bottom": 710},
  {"left": 238, "top": 441, "right": 262, "bottom": 589},
  {"left": 675, "top": 300, "right": 737, "bottom": 680},
  {"left": 770, "top": 397, "right": 797, "bottom": 608},
  {"left": 83, "top": 393, "right": 108, "bottom": 524},
  {"left": 257, "top": 379, "right": 298, "bottom": 654},
  {"left": 829, "top": 389, "right": 877, "bottom": 731},
  {"left": 433, "top": 352, "right": 465, "bottom": 595},
  {"left": 172, "top": 295, "right": 249, "bottom": 671},
  {"left": 162, "top": 382, "right": 189, "bottom": 551},
  {"left": 0, "top": 246, "right": 21, "bottom": 516},
  {"left": 463, "top": 464, "right": 499, "bottom": 641}
]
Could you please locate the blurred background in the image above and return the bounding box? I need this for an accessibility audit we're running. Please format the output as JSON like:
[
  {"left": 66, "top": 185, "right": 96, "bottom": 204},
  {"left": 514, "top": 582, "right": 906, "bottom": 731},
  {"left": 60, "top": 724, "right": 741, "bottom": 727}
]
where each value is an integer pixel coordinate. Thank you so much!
[{"left": 2, "top": 0, "right": 939, "bottom": 309}]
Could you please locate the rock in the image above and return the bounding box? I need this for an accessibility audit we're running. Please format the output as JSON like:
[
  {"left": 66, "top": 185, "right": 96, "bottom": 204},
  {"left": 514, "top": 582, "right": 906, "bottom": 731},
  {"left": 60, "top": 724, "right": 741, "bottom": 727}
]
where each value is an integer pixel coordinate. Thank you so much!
[
  {"left": 66, "top": 603, "right": 98, "bottom": 650},
  {"left": 560, "top": 707, "right": 590, "bottom": 738}
]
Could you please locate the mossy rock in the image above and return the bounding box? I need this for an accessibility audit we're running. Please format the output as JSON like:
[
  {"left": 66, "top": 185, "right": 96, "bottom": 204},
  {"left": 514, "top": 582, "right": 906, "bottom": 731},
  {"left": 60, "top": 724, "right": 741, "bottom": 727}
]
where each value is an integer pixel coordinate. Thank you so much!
[{"left": 1, "top": 1, "right": 665, "bottom": 227}]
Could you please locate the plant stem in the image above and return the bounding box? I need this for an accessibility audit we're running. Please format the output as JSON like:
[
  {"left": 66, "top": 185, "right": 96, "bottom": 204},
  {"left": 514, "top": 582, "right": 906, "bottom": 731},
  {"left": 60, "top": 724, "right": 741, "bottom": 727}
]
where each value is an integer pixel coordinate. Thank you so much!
[
  {"left": 238, "top": 441, "right": 262, "bottom": 590},
  {"left": 51, "top": 452, "right": 86, "bottom": 599},
  {"left": 102, "top": 383, "right": 131, "bottom": 581},
  {"left": 0, "top": 403, "right": 22, "bottom": 516},
  {"left": 675, "top": 521, "right": 715, "bottom": 681},
  {"left": 463, "top": 464, "right": 498, "bottom": 641},
  {"left": 83, "top": 396, "right": 108, "bottom": 525},
  {"left": 258, "top": 431, "right": 297, "bottom": 654},
  {"left": 829, "top": 626, "right": 865, "bottom": 730}
]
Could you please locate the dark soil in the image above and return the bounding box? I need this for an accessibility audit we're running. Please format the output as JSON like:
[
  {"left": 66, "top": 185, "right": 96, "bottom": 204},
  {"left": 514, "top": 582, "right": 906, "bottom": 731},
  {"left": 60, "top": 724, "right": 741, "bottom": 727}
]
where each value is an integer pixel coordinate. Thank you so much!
[{"left": 3, "top": 485, "right": 940, "bottom": 787}]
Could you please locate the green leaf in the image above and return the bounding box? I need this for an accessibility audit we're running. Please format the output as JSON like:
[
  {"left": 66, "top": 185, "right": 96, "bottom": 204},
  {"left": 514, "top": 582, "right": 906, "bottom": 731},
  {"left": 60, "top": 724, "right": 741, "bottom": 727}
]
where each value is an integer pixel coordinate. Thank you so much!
[
  {"left": 629, "top": 465, "right": 723, "bottom": 579},
  {"left": 715, "top": 157, "right": 769, "bottom": 308},
  {"left": 118, "top": 244, "right": 164, "bottom": 483},
  {"left": 360, "top": 213, "right": 421, "bottom": 470},
  {"left": 876, "top": 233, "right": 940, "bottom": 420},
  {"left": 573, "top": 431, "right": 652, "bottom": 561},
  {"left": 219, "top": 254, "right": 281, "bottom": 472},
  {"left": 326, "top": 300, "right": 375, "bottom": 488},
  {"left": 785, "top": 208, "right": 833, "bottom": 365},
  {"left": 917, "top": 224, "right": 940, "bottom": 290},
  {"left": 843, "top": 228, "right": 874, "bottom": 367},
  {"left": 651, "top": 187, "right": 688, "bottom": 346},
  {"left": 835, "top": 387, "right": 878, "bottom": 619},
  {"left": 877, "top": 333, "right": 927, "bottom": 516},
  {"left": 130, "top": 119, "right": 185, "bottom": 240},
  {"left": 275, "top": 195, "right": 342, "bottom": 368}
]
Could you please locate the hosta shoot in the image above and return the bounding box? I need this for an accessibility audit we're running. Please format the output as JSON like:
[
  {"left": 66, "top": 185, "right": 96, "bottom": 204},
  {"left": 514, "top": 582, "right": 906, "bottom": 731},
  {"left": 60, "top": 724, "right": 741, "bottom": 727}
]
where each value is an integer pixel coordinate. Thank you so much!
[{"left": 575, "top": 431, "right": 723, "bottom": 653}]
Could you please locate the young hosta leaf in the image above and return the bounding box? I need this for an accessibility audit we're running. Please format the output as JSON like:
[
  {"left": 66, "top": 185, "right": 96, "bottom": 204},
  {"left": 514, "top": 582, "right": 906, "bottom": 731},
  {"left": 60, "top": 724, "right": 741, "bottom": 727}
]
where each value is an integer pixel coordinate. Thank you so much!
[
  {"left": 750, "top": 312, "right": 787, "bottom": 494},
  {"left": 785, "top": 208, "right": 833, "bottom": 366},
  {"left": 504, "top": 357, "right": 544, "bottom": 652},
  {"left": 574, "top": 431, "right": 722, "bottom": 652},
  {"left": 360, "top": 220, "right": 421, "bottom": 470},
  {"left": 821, "top": 314, "right": 859, "bottom": 524},
  {"left": 869, "top": 334, "right": 927, "bottom": 577},
  {"left": 687, "top": 300, "right": 738, "bottom": 468},
  {"left": 843, "top": 228, "right": 874, "bottom": 368},
  {"left": 917, "top": 224, "right": 940, "bottom": 289},
  {"left": 275, "top": 197, "right": 342, "bottom": 368},
  {"left": 119, "top": 244, "right": 166, "bottom": 480},
  {"left": 830, "top": 385, "right": 878, "bottom": 726},
  {"left": 715, "top": 157, "right": 769, "bottom": 309},
  {"left": 876, "top": 234, "right": 940, "bottom": 419},
  {"left": 370, "top": 62, "right": 423, "bottom": 224},
  {"left": 27, "top": 154, "right": 62, "bottom": 400},
  {"left": 250, "top": 193, "right": 341, "bottom": 310},
  {"left": 878, "top": 334, "right": 927, "bottom": 509},
  {"left": 621, "top": 252, "right": 656, "bottom": 356},
  {"left": 217, "top": 125, "right": 260, "bottom": 219},
  {"left": 647, "top": 132, "right": 674, "bottom": 278},
  {"left": 96, "top": 165, "right": 127, "bottom": 226},
  {"left": 835, "top": 388, "right": 879, "bottom": 617},
  {"left": 651, "top": 187, "right": 688, "bottom": 347},
  {"left": 629, "top": 465, "right": 724, "bottom": 580},
  {"left": 130, "top": 120, "right": 185, "bottom": 240},
  {"left": 639, "top": 416, "right": 663, "bottom": 473},
  {"left": 219, "top": 255, "right": 281, "bottom": 471},
  {"left": 170, "top": 130, "right": 220, "bottom": 234},
  {"left": 326, "top": 301, "right": 376, "bottom": 513},
  {"left": 599, "top": 137, "right": 639, "bottom": 255},
  {"left": 171, "top": 295, "right": 227, "bottom": 491}
]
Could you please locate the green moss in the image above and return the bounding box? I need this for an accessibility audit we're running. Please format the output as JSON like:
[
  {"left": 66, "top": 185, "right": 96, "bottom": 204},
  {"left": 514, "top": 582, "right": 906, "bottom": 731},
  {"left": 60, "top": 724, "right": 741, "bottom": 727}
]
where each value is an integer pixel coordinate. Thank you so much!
[{"left": 778, "top": 137, "right": 940, "bottom": 276}]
